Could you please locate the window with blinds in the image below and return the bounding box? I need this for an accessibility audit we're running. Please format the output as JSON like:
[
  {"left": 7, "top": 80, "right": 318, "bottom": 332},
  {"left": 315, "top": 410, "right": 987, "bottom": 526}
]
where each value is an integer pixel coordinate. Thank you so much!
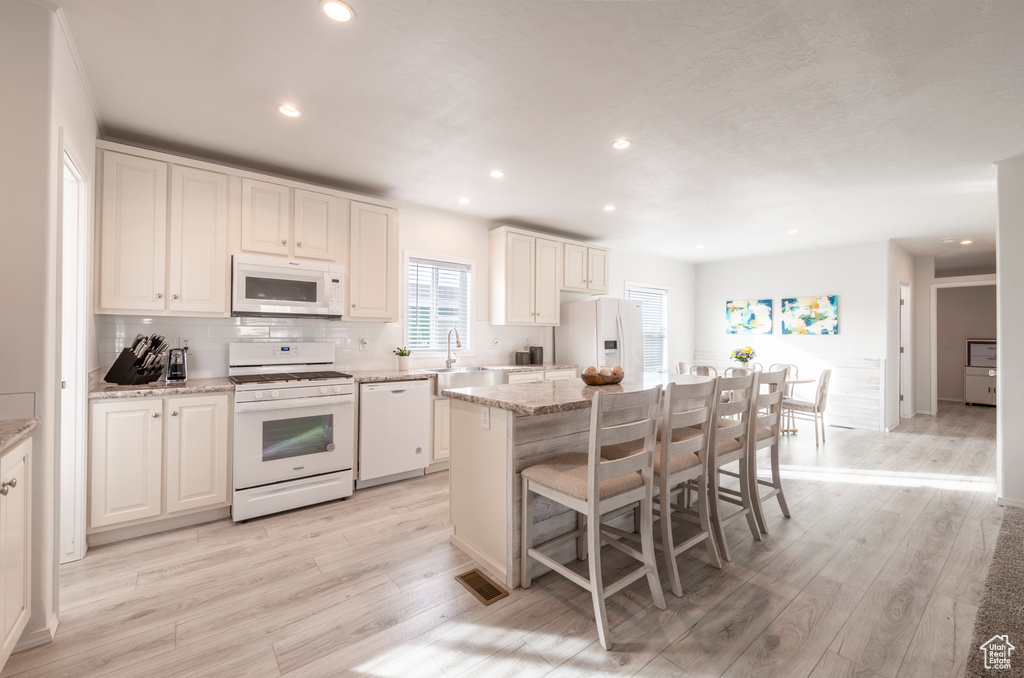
[
  {"left": 625, "top": 284, "right": 668, "bottom": 373},
  {"left": 407, "top": 257, "right": 472, "bottom": 352}
]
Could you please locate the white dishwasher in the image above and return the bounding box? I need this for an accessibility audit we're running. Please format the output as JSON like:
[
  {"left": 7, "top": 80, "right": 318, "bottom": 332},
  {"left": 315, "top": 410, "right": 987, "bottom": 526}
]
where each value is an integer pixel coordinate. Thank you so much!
[{"left": 357, "top": 380, "right": 432, "bottom": 488}]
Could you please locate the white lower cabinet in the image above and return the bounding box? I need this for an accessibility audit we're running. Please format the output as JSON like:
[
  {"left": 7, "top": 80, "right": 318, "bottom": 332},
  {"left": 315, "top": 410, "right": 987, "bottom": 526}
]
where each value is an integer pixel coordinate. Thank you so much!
[
  {"left": 431, "top": 396, "right": 451, "bottom": 463},
  {"left": 543, "top": 369, "right": 576, "bottom": 381},
  {"left": 90, "top": 394, "right": 230, "bottom": 531},
  {"left": 0, "top": 438, "right": 30, "bottom": 669},
  {"left": 507, "top": 372, "right": 543, "bottom": 384}
]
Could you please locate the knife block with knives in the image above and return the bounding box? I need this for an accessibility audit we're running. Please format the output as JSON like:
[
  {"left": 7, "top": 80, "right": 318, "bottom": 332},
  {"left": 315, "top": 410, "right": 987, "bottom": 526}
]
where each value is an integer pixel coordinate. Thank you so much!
[{"left": 103, "top": 333, "right": 171, "bottom": 385}]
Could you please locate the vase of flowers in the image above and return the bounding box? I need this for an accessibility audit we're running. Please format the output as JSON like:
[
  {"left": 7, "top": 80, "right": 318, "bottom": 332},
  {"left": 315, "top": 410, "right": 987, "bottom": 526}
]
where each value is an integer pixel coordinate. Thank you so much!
[
  {"left": 730, "top": 346, "right": 756, "bottom": 365},
  {"left": 394, "top": 347, "right": 411, "bottom": 371}
]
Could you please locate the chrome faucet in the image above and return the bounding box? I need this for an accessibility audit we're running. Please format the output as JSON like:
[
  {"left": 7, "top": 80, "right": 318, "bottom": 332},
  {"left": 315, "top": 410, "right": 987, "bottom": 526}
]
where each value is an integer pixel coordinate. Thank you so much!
[{"left": 445, "top": 328, "right": 462, "bottom": 368}]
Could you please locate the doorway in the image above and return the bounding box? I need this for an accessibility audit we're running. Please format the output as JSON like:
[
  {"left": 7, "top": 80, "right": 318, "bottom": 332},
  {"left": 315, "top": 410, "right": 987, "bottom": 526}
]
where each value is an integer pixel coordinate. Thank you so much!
[
  {"left": 60, "top": 150, "right": 88, "bottom": 564},
  {"left": 930, "top": 280, "right": 997, "bottom": 414}
]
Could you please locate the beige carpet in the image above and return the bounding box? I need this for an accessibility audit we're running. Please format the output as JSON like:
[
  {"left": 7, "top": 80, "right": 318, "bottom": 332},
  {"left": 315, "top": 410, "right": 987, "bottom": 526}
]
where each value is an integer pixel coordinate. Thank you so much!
[{"left": 967, "top": 506, "right": 1024, "bottom": 677}]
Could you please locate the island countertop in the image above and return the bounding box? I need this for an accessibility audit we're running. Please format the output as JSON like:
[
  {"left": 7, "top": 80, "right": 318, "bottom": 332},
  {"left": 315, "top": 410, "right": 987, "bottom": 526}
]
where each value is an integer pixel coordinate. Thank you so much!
[{"left": 441, "top": 373, "right": 711, "bottom": 416}]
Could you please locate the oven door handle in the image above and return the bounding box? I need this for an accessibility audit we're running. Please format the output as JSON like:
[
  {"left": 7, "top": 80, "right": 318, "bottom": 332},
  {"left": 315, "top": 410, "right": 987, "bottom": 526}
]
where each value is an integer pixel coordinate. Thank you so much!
[{"left": 234, "top": 394, "right": 354, "bottom": 413}]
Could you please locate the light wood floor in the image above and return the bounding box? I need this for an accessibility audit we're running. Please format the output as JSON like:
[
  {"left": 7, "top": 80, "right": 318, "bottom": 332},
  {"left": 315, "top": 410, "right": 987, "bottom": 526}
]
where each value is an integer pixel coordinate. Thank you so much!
[{"left": 3, "top": 402, "right": 998, "bottom": 678}]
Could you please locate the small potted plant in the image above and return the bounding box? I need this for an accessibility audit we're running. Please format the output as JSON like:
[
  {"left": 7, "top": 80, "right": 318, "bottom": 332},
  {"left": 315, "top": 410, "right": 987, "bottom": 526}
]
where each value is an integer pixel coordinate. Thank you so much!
[
  {"left": 730, "top": 346, "right": 756, "bottom": 365},
  {"left": 394, "top": 347, "right": 411, "bottom": 371}
]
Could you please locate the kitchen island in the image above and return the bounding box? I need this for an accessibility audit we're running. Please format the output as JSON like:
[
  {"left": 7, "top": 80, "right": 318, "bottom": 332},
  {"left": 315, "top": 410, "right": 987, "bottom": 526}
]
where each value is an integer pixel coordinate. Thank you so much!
[{"left": 442, "top": 374, "right": 710, "bottom": 588}]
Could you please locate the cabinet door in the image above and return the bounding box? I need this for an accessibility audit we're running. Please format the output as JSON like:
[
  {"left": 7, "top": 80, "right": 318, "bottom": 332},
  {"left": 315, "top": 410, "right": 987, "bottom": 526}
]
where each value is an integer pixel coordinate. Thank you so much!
[
  {"left": 534, "top": 237, "right": 560, "bottom": 325},
  {"left": 90, "top": 399, "right": 163, "bottom": 528},
  {"left": 240, "top": 178, "right": 290, "bottom": 256},
  {"left": 562, "top": 243, "right": 588, "bottom": 291},
  {"left": 99, "top": 151, "right": 168, "bottom": 311},
  {"left": 965, "top": 373, "right": 989, "bottom": 405},
  {"left": 431, "top": 397, "right": 451, "bottom": 463},
  {"left": 165, "top": 395, "right": 229, "bottom": 513},
  {"left": 169, "top": 166, "right": 229, "bottom": 314},
  {"left": 544, "top": 369, "right": 575, "bottom": 381},
  {"left": 0, "top": 439, "right": 29, "bottom": 665},
  {"left": 505, "top": 233, "right": 536, "bottom": 324},
  {"left": 294, "top": 189, "right": 340, "bottom": 262},
  {"left": 349, "top": 201, "right": 399, "bottom": 320},
  {"left": 587, "top": 247, "right": 609, "bottom": 293},
  {"left": 507, "top": 372, "right": 543, "bottom": 384}
]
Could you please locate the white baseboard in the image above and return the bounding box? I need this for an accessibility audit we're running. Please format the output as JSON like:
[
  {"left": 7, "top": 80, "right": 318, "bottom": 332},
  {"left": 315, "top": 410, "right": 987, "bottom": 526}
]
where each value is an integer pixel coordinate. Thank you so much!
[
  {"left": 997, "top": 496, "right": 1024, "bottom": 509},
  {"left": 87, "top": 506, "right": 231, "bottom": 546},
  {"left": 15, "top": 612, "right": 58, "bottom": 653},
  {"left": 450, "top": 533, "right": 507, "bottom": 588}
]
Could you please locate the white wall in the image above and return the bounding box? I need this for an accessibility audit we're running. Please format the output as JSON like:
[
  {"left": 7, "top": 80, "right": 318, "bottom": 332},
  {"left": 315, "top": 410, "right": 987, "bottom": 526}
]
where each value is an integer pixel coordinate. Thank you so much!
[
  {"left": 912, "top": 257, "right": 936, "bottom": 414},
  {"left": 886, "top": 241, "right": 915, "bottom": 428},
  {"left": 996, "top": 156, "right": 1024, "bottom": 506},
  {"left": 0, "top": 0, "right": 98, "bottom": 649},
  {"left": 694, "top": 242, "right": 889, "bottom": 430},
  {"left": 936, "top": 286, "right": 997, "bottom": 401}
]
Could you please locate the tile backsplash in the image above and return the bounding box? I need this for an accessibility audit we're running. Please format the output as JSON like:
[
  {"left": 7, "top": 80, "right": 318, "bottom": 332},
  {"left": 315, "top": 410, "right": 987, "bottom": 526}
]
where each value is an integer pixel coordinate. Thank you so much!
[{"left": 95, "top": 315, "right": 552, "bottom": 378}]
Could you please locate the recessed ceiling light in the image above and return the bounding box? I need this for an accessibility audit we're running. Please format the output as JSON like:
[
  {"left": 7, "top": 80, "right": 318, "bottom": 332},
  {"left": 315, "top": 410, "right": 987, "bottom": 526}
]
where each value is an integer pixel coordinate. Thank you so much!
[
  {"left": 278, "top": 104, "right": 302, "bottom": 117},
  {"left": 489, "top": 170, "right": 504, "bottom": 178},
  {"left": 787, "top": 229, "right": 799, "bottom": 235},
  {"left": 319, "top": 0, "right": 354, "bottom": 22},
  {"left": 941, "top": 237, "right": 956, "bottom": 244},
  {"left": 961, "top": 239, "right": 973, "bottom": 245},
  {"left": 612, "top": 138, "right": 631, "bottom": 150},
  {"left": 603, "top": 205, "right": 615, "bottom": 212},
  {"left": 458, "top": 197, "right": 470, "bottom": 204}
]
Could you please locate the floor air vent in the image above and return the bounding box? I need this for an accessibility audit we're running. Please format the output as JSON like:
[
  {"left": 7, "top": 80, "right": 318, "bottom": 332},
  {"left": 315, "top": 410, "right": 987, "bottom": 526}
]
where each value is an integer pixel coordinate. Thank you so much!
[{"left": 455, "top": 568, "right": 509, "bottom": 606}]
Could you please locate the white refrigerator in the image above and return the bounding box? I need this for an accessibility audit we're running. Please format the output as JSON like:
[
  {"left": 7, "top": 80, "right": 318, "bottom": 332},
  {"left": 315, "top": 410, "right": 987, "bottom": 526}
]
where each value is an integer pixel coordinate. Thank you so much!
[{"left": 555, "top": 298, "right": 644, "bottom": 375}]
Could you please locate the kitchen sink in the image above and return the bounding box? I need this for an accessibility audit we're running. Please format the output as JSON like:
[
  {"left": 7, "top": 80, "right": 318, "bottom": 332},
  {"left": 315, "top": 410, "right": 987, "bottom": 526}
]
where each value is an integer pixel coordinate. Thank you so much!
[{"left": 421, "top": 366, "right": 507, "bottom": 391}]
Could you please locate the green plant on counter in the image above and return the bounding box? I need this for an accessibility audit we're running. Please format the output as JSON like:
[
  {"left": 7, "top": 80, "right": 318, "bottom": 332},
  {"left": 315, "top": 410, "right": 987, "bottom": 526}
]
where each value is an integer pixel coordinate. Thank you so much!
[{"left": 393, "top": 347, "right": 411, "bottom": 356}]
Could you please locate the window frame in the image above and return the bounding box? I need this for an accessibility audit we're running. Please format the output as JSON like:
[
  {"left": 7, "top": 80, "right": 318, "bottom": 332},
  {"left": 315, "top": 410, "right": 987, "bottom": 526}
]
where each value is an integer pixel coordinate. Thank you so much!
[
  {"left": 624, "top": 281, "right": 670, "bottom": 374},
  {"left": 403, "top": 251, "right": 475, "bottom": 358}
]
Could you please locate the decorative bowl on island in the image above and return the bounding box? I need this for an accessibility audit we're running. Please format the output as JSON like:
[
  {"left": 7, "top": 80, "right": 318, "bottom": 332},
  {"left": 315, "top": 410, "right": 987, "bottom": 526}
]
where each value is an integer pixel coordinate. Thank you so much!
[{"left": 580, "top": 366, "right": 625, "bottom": 385}]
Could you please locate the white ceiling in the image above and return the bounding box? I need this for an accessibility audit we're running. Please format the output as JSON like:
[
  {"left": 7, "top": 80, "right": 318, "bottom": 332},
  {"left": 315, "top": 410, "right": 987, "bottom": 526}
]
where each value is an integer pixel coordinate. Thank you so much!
[{"left": 58, "top": 0, "right": 1022, "bottom": 263}]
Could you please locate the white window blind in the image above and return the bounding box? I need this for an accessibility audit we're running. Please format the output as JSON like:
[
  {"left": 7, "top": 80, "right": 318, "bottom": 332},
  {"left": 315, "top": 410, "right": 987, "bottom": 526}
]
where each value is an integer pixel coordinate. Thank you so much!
[
  {"left": 407, "top": 257, "right": 471, "bottom": 352},
  {"left": 625, "top": 284, "right": 668, "bottom": 373}
]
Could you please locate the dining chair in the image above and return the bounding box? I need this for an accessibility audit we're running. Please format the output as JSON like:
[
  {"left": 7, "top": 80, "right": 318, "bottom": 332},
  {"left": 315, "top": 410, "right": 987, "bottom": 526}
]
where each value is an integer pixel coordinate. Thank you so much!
[
  {"left": 769, "top": 363, "right": 798, "bottom": 429},
  {"left": 675, "top": 361, "right": 690, "bottom": 375},
  {"left": 690, "top": 365, "right": 718, "bottom": 377},
  {"left": 724, "top": 366, "right": 752, "bottom": 377},
  {"left": 749, "top": 362, "right": 764, "bottom": 372},
  {"left": 521, "top": 386, "right": 666, "bottom": 650},
  {"left": 748, "top": 369, "right": 789, "bottom": 533},
  {"left": 782, "top": 369, "right": 832, "bottom": 447},
  {"left": 708, "top": 372, "right": 762, "bottom": 561}
]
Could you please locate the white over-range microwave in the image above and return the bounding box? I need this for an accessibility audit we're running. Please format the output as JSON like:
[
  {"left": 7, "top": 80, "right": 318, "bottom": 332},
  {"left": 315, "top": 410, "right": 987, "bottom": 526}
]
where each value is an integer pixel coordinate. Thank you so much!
[{"left": 231, "top": 255, "right": 345, "bottom": 319}]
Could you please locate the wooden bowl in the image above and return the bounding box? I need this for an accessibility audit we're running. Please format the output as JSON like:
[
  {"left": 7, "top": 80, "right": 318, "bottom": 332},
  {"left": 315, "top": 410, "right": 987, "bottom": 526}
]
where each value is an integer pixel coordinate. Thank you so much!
[{"left": 581, "top": 372, "right": 624, "bottom": 386}]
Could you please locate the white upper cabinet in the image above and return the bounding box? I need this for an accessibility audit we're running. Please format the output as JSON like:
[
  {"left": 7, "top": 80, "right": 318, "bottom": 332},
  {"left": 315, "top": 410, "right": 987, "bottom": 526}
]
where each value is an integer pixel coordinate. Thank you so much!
[
  {"left": 562, "top": 242, "right": 609, "bottom": 294},
  {"left": 349, "top": 201, "right": 399, "bottom": 321},
  {"left": 293, "top": 188, "right": 340, "bottom": 261},
  {"left": 99, "top": 151, "right": 168, "bottom": 311},
  {"left": 169, "top": 166, "right": 228, "bottom": 313},
  {"left": 489, "top": 228, "right": 561, "bottom": 326},
  {"left": 240, "top": 178, "right": 291, "bottom": 256}
]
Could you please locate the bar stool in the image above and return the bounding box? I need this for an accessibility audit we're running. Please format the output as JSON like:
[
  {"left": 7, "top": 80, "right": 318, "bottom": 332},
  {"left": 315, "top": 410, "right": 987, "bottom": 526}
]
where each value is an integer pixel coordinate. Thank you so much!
[
  {"left": 748, "top": 369, "right": 789, "bottom": 533},
  {"left": 520, "top": 386, "right": 666, "bottom": 650}
]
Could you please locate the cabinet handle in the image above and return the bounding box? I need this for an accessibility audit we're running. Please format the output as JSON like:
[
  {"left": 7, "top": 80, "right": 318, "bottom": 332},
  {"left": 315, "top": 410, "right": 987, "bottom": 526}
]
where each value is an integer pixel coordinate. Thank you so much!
[
  {"left": 171, "top": 411, "right": 178, "bottom": 416},
  {"left": 152, "top": 412, "right": 160, "bottom": 418},
  {"left": 0, "top": 478, "right": 15, "bottom": 495},
  {"left": 352, "top": 304, "right": 356, "bottom": 308},
  {"left": 155, "top": 292, "right": 163, "bottom": 299},
  {"left": 297, "top": 241, "right": 302, "bottom": 247},
  {"left": 282, "top": 239, "right": 287, "bottom": 246},
  {"left": 172, "top": 294, "right": 179, "bottom": 300}
]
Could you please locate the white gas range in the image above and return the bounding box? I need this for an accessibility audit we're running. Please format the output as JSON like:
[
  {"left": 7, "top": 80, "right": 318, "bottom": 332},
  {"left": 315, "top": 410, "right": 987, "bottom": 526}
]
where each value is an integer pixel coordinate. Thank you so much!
[{"left": 228, "top": 342, "right": 354, "bottom": 521}]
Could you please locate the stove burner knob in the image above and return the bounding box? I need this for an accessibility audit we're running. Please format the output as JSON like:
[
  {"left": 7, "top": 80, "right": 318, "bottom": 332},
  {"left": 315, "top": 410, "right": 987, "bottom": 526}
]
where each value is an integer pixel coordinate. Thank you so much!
[
  {"left": 254, "top": 392, "right": 264, "bottom": 400},
  {"left": 271, "top": 390, "right": 280, "bottom": 399},
  {"left": 319, "top": 386, "right": 328, "bottom": 395},
  {"left": 333, "top": 385, "right": 342, "bottom": 394}
]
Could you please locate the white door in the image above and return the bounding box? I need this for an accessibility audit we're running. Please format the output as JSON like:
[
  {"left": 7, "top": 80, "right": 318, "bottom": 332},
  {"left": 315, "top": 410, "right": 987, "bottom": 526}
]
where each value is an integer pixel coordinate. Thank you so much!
[
  {"left": 293, "top": 189, "right": 339, "bottom": 261},
  {"left": 505, "top": 233, "right": 536, "bottom": 324},
  {"left": 99, "top": 151, "right": 167, "bottom": 311},
  {"left": 240, "top": 178, "right": 290, "bottom": 256},
  {"left": 534, "top": 237, "right": 560, "bottom": 325},
  {"left": 89, "top": 400, "right": 164, "bottom": 528},
  {"left": 165, "top": 395, "right": 229, "bottom": 513},
  {"left": 587, "top": 247, "right": 609, "bottom": 293},
  {"left": 562, "top": 243, "right": 587, "bottom": 290},
  {"left": 349, "top": 201, "right": 398, "bottom": 320},
  {"left": 169, "top": 166, "right": 228, "bottom": 314},
  {"left": 899, "top": 282, "right": 911, "bottom": 418},
  {"left": 0, "top": 440, "right": 29, "bottom": 665}
]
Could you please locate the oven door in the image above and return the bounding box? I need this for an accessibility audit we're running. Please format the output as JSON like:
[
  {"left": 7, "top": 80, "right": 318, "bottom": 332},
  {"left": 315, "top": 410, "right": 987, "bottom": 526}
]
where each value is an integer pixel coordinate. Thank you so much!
[
  {"left": 232, "top": 259, "right": 332, "bottom": 317},
  {"left": 233, "top": 395, "right": 354, "bottom": 490}
]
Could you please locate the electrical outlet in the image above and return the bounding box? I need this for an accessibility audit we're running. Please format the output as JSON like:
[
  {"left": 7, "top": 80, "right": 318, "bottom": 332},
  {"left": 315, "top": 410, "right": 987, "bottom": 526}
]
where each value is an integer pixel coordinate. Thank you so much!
[
  {"left": 182, "top": 338, "right": 192, "bottom": 350},
  {"left": 938, "top": 339, "right": 948, "bottom": 346},
  {"left": 359, "top": 338, "right": 368, "bottom": 351},
  {"left": 480, "top": 406, "right": 490, "bottom": 430}
]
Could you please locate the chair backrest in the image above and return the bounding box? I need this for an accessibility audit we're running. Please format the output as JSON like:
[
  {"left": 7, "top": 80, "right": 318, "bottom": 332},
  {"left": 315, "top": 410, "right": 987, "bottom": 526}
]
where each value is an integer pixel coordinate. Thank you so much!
[
  {"left": 751, "top": 369, "right": 786, "bottom": 445},
  {"left": 710, "top": 372, "right": 757, "bottom": 462},
  {"left": 750, "top": 362, "right": 764, "bottom": 372},
  {"left": 725, "top": 366, "right": 752, "bottom": 377},
  {"left": 675, "top": 361, "right": 689, "bottom": 375},
  {"left": 769, "top": 363, "right": 797, "bottom": 380},
  {"left": 690, "top": 365, "right": 719, "bottom": 377},
  {"left": 815, "top": 369, "right": 832, "bottom": 412},
  {"left": 588, "top": 386, "right": 662, "bottom": 493},
  {"left": 661, "top": 379, "right": 718, "bottom": 473}
]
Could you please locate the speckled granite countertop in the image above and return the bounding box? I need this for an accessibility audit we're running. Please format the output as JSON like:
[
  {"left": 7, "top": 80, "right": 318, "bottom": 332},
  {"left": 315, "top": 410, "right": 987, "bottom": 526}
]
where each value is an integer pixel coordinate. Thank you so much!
[
  {"left": 484, "top": 364, "right": 576, "bottom": 374},
  {"left": 89, "top": 377, "right": 235, "bottom": 399},
  {"left": 0, "top": 419, "right": 38, "bottom": 454},
  {"left": 350, "top": 370, "right": 435, "bottom": 383},
  {"left": 442, "top": 373, "right": 712, "bottom": 415}
]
